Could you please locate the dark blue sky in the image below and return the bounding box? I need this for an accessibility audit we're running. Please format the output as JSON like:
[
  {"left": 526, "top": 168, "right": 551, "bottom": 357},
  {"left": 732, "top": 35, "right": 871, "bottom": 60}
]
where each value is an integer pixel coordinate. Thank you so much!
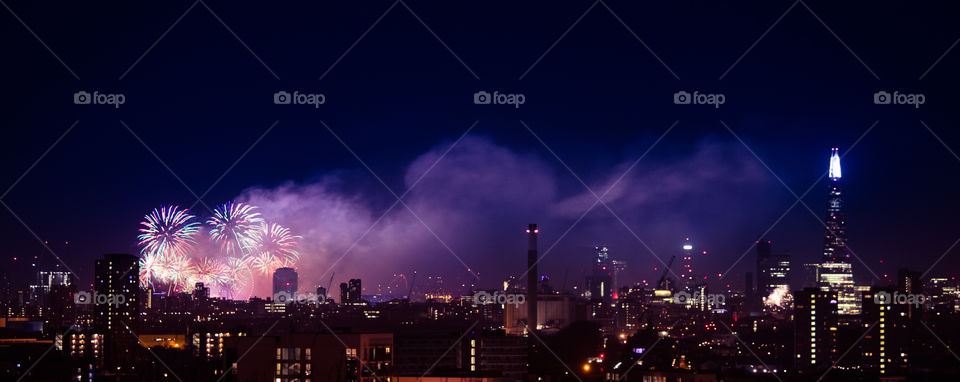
[{"left": 2, "top": 1, "right": 959, "bottom": 294}]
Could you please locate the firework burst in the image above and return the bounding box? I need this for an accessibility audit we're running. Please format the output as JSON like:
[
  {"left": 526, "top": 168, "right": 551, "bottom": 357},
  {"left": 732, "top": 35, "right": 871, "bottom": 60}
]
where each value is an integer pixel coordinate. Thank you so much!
[
  {"left": 195, "top": 257, "right": 231, "bottom": 289},
  {"left": 138, "top": 205, "right": 200, "bottom": 258},
  {"left": 249, "top": 222, "right": 300, "bottom": 275},
  {"left": 138, "top": 253, "right": 162, "bottom": 287},
  {"left": 207, "top": 201, "right": 264, "bottom": 256},
  {"left": 135, "top": 202, "right": 302, "bottom": 299},
  {"left": 162, "top": 253, "right": 195, "bottom": 292}
]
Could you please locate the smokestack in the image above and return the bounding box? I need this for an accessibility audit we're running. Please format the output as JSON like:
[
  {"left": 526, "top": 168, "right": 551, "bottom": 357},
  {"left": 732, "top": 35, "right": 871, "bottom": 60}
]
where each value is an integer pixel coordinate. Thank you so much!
[{"left": 526, "top": 224, "right": 538, "bottom": 332}]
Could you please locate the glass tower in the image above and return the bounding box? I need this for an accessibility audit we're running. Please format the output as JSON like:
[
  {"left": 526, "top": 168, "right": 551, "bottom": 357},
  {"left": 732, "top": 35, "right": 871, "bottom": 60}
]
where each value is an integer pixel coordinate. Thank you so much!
[{"left": 818, "top": 148, "right": 858, "bottom": 315}]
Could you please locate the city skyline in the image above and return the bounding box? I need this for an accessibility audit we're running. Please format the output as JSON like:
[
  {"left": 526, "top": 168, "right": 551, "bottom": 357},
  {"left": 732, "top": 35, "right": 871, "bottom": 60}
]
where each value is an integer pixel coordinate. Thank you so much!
[
  {"left": 2, "top": 2, "right": 960, "bottom": 296},
  {"left": 5, "top": 142, "right": 956, "bottom": 297}
]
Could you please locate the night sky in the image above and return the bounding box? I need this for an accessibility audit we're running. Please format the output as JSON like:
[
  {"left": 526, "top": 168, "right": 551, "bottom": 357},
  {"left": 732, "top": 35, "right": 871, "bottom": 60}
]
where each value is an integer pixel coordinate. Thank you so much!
[{"left": 2, "top": 1, "right": 959, "bottom": 296}]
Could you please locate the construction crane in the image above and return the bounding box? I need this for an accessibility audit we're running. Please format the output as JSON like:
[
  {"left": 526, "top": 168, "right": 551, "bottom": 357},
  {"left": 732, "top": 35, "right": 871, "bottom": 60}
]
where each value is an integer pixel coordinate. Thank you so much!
[
  {"left": 326, "top": 272, "right": 335, "bottom": 298},
  {"left": 560, "top": 268, "right": 569, "bottom": 292},
  {"left": 656, "top": 255, "right": 676, "bottom": 290},
  {"left": 405, "top": 271, "right": 417, "bottom": 303}
]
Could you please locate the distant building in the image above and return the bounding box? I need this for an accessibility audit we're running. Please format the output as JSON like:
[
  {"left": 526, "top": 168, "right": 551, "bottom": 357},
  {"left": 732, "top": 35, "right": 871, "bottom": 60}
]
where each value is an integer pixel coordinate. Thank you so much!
[
  {"left": 273, "top": 267, "right": 298, "bottom": 303},
  {"left": 795, "top": 288, "right": 838, "bottom": 371},
  {"left": 587, "top": 246, "right": 613, "bottom": 304},
  {"left": 28, "top": 270, "right": 72, "bottom": 306},
  {"left": 756, "top": 239, "right": 790, "bottom": 299},
  {"left": 611, "top": 259, "right": 627, "bottom": 296}
]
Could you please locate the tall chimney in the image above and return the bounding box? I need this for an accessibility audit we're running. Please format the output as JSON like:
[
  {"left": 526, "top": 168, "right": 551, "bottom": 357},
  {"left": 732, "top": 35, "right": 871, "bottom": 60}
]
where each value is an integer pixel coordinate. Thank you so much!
[{"left": 527, "top": 224, "right": 538, "bottom": 332}]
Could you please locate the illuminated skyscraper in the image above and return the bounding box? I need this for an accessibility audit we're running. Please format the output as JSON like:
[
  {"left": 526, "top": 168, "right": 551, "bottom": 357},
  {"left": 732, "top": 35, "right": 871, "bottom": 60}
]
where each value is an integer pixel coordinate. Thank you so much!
[
  {"left": 680, "top": 237, "right": 695, "bottom": 286},
  {"left": 588, "top": 245, "right": 613, "bottom": 304},
  {"left": 823, "top": 148, "right": 848, "bottom": 262},
  {"left": 817, "top": 148, "right": 858, "bottom": 315}
]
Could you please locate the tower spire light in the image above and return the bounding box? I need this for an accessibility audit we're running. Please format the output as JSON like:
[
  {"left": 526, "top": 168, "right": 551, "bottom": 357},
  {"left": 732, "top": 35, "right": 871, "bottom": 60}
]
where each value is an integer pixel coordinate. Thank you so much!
[{"left": 828, "top": 147, "right": 841, "bottom": 179}]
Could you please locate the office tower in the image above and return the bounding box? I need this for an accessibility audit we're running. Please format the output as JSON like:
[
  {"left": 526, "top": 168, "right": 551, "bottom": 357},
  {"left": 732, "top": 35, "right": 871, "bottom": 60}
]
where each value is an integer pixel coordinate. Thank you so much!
[
  {"left": 526, "top": 224, "right": 539, "bottom": 331},
  {"left": 340, "top": 279, "right": 362, "bottom": 304},
  {"left": 756, "top": 239, "right": 771, "bottom": 293},
  {"left": 680, "top": 237, "right": 695, "bottom": 286},
  {"left": 926, "top": 277, "right": 959, "bottom": 310},
  {"left": 818, "top": 148, "right": 858, "bottom": 315},
  {"left": 588, "top": 245, "right": 613, "bottom": 304},
  {"left": 861, "top": 287, "right": 910, "bottom": 375},
  {"left": 756, "top": 239, "right": 791, "bottom": 299},
  {"left": 29, "top": 270, "right": 73, "bottom": 306},
  {"left": 273, "top": 267, "right": 298, "bottom": 302},
  {"left": 795, "top": 288, "right": 838, "bottom": 371},
  {"left": 745, "top": 272, "right": 754, "bottom": 297},
  {"left": 93, "top": 254, "right": 140, "bottom": 367},
  {"left": 897, "top": 268, "right": 921, "bottom": 319}
]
